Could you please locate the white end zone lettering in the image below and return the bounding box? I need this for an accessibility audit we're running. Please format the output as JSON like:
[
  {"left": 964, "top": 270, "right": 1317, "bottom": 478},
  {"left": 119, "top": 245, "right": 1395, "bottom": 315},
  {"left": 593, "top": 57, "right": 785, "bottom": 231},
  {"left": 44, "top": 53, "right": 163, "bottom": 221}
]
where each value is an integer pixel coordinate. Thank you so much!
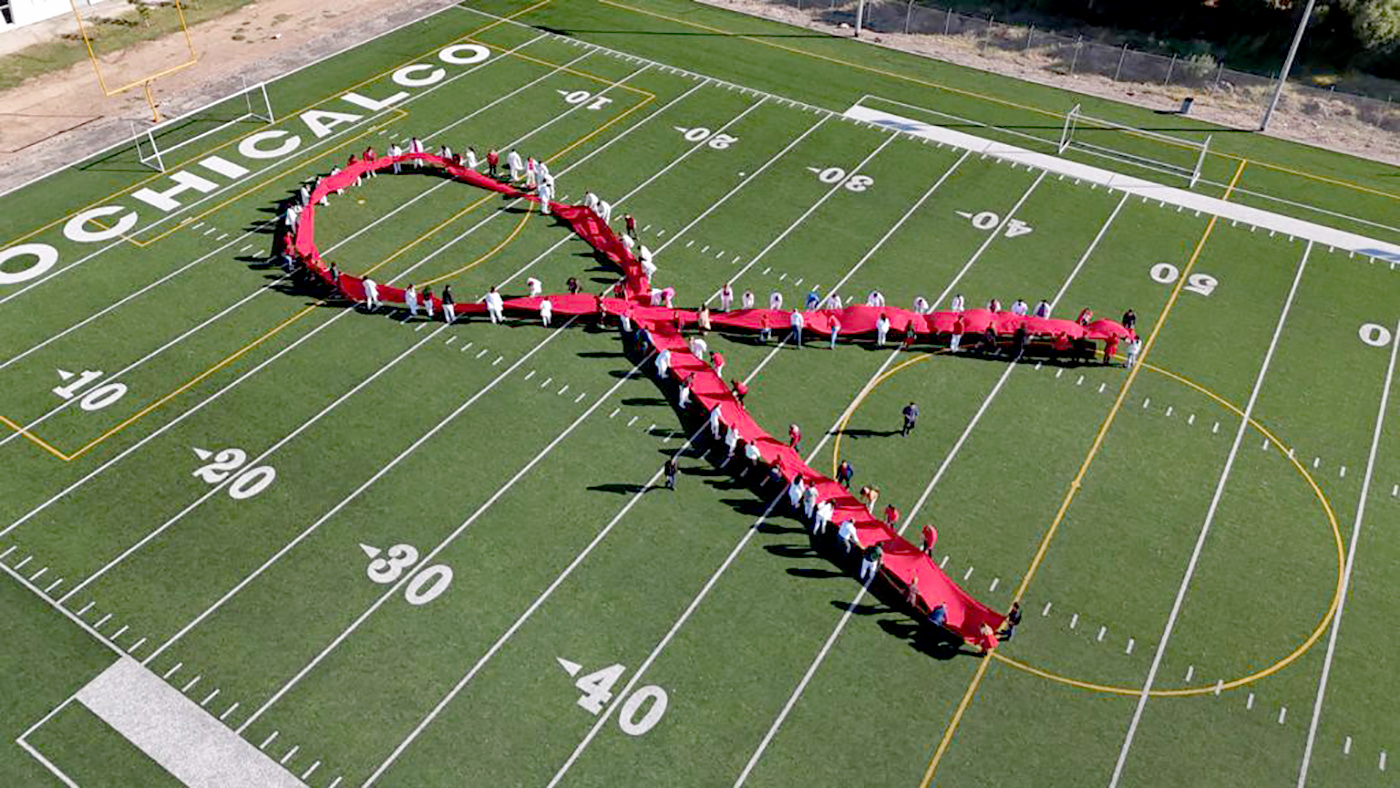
[
  {"left": 0, "top": 244, "right": 59, "bottom": 285},
  {"left": 64, "top": 206, "right": 138, "bottom": 243}
]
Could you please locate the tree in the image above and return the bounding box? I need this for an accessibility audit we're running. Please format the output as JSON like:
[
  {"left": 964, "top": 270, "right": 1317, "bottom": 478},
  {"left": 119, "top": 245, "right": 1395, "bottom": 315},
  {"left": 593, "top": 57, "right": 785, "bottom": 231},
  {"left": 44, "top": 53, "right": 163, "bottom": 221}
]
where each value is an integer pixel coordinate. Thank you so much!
[{"left": 1349, "top": 0, "right": 1400, "bottom": 51}]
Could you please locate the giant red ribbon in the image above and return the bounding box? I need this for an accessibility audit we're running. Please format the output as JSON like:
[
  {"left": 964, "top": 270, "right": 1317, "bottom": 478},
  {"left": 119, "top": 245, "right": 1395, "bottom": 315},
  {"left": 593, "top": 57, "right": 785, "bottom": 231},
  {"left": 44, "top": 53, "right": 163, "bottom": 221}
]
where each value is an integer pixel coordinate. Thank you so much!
[{"left": 286, "top": 153, "right": 1138, "bottom": 648}]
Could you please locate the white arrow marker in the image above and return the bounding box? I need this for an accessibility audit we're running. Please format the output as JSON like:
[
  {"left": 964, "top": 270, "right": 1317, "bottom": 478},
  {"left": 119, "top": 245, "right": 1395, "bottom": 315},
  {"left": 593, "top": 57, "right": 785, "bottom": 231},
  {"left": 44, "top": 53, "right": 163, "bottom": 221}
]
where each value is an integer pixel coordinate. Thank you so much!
[
  {"left": 359, "top": 543, "right": 381, "bottom": 560},
  {"left": 57, "top": 369, "right": 74, "bottom": 381},
  {"left": 556, "top": 657, "right": 582, "bottom": 677},
  {"left": 955, "top": 210, "right": 973, "bottom": 219},
  {"left": 556, "top": 89, "right": 569, "bottom": 96},
  {"left": 673, "top": 126, "right": 689, "bottom": 134},
  {"left": 805, "top": 166, "right": 821, "bottom": 173},
  {"left": 192, "top": 447, "right": 212, "bottom": 461}
]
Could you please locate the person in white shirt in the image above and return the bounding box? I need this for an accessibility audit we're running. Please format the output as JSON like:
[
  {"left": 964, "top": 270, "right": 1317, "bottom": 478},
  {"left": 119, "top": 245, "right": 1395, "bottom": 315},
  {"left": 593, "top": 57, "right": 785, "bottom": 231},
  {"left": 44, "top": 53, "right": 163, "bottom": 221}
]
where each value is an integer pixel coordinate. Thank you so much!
[
  {"left": 403, "top": 283, "right": 419, "bottom": 319},
  {"left": 678, "top": 375, "right": 692, "bottom": 410},
  {"left": 709, "top": 405, "right": 723, "bottom": 441},
  {"left": 1034, "top": 299, "right": 1050, "bottom": 318},
  {"left": 585, "top": 191, "right": 599, "bottom": 212},
  {"left": 439, "top": 144, "right": 453, "bottom": 161},
  {"left": 362, "top": 277, "right": 379, "bottom": 312},
  {"left": 622, "top": 233, "right": 636, "bottom": 254},
  {"left": 866, "top": 290, "right": 885, "bottom": 307},
  {"left": 827, "top": 293, "right": 843, "bottom": 310},
  {"left": 483, "top": 286, "right": 504, "bottom": 324},
  {"left": 689, "top": 336, "right": 708, "bottom": 359},
  {"left": 655, "top": 347, "right": 672, "bottom": 377},
  {"left": 388, "top": 143, "right": 403, "bottom": 174},
  {"left": 537, "top": 160, "right": 551, "bottom": 182},
  {"left": 537, "top": 179, "right": 553, "bottom": 215},
  {"left": 465, "top": 146, "right": 478, "bottom": 169},
  {"left": 1011, "top": 299, "right": 1028, "bottom": 316},
  {"left": 724, "top": 424, "right": 740, "bottom": 464},
  {"left": 639, "top": 256, "right": 657, "bottom": 279},
  {"left": 837, "top": 519, "right": 859, "bottom": 555},
  {"left": 987, "top": 297, "right": 1002, "bottom": 312},
  {"left": 526, "top": 157, "right": 538, "bottom": 189},
  {"left": 769, "top": 291, "right": 783, "bottom": 311},
  {"left": 507, "top": 149, "right": 524, "bottom": 181},
  {"left": 742, "top": 290, "right": 755, "bottom": 310},
  {"left": 408, "top": 136, "right": 424, "bottom": 169},
  {"left": 814, "top": 499, "right": 834, "bottom": 534},
  {"left": 284, "top": 204, "right": 301, "bottom": 233},
  {"left": 788, "top": 476, "right": 806, "bottom": 511},
  {"left": 538, "top": 297, "right": 552, "bottom": 327},
  {"left": 1126, "top": 337, "right": 1143, "bottom": 368},
  {"left": 913, "top": 295, "right": 930, "bottom": 314},
  {"left": 297, "top": 183, "right": 311, "bottom": 206},
  {"left": 802, "top": 485, "right": 818, "bottom": 520},
  {"left": 876, "top": 314, "right": 891, "bottom": 347},
  {"left": 526, "top": 277, "right": 543, "bottom": 297},
  {"left": 789, "top": 309, "right": 805, "bottom": 347},
  {"left": 650, "top": 288, "right": 665, "bottom": 307},
  {"left": 949, "top": 293, "right": 965, "bottom": 312},
  {"left": 597, "top": 200, "right": 613, "bottom": 223},
  {"left": 719, "top": 283, "right": 734, "bottom": 312}
]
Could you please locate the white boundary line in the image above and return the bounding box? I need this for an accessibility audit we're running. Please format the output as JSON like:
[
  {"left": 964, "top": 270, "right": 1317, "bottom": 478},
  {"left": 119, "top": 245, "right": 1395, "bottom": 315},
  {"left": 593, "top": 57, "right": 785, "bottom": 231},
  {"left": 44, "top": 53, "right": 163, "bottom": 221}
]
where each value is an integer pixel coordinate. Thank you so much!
[
  {"left": 0, "top": 560, "right": 124, "bottom": 655},
  {"left": 0, "top": 0, "right": 470, "bottom": 201},
  {"left": 1108, "top": 241, "right": 1313, "bottom": 787},
  {"left": 0, "top": 32, "right": 550, "bottom": 308},
  {"left": 1295, "top": 315, "right": 1400, "bottom": 787},
  {"left": 732, "top": 193, "right": 1129, "bottom": 785}
]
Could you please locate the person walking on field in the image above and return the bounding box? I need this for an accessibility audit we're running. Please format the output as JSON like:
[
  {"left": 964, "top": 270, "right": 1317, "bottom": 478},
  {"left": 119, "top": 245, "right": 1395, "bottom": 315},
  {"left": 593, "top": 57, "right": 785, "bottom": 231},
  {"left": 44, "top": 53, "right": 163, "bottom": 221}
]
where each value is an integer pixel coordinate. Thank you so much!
[
  {"left": 664, "top": 457, "right": 678, "bottom": 490},
  {"left": 483, "top": 286, "right": 504, "bottom": 324},
  {"left": 421, "top": 285, "right": 435, "bottom": 320},
  {"left": 539, "top": 297, "right": 553, "bottom": 327},
  {"left": 719, "top": 283, "right": 734, "bottom": 312},
  {"left": 788, "top": 422, "right": 802, "bottom": 450},
  {"left": 507, "top": 149, "right": 525, "bottom": 181},
  {"left": 789, "top": 309, "right": 805, "bottom": 348},
  {"left": 920, "top": 523, "right": 938, "bottom": 557},
  {"left": 836, "top": 459, "right": 854, "bottom": 489},
  {"left": 441, "top": 284, "right": 456, "bottom": 324},
  {"left": 404, "top": 283, "right": 419, "bottom": 319},
  {"left": 902, "top": 401, "right": 919, "bottom": 437},
  {"left": 362, "top": 277, "right": 380, "bottom": 312},
  {"left": 1126, "top": 336, "right": 1143, "bottom": 368}
]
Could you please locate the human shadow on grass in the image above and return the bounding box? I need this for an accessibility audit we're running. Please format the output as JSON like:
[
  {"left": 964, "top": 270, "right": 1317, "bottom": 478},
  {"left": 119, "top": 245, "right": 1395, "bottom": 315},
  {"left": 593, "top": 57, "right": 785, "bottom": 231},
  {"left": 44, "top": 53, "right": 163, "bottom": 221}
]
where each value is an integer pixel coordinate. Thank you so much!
[
  {"left": 837, "top": 427, "right": 900, "bottom": 439},
  {"left": 588, "top": 482, "right": 651, "bottom": 495}
]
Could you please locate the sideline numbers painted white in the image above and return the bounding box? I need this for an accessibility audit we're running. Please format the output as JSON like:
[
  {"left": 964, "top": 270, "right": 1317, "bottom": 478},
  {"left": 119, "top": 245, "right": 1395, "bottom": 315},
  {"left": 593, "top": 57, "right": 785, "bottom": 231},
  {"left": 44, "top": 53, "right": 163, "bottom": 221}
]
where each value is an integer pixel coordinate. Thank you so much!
[
  {"left": 191, "top": 447, "right": 277, "bottom": 500},
  {"left": 672, "top": 127, "right": 737, "bottom": 149},
  {"left": 558, "top": 89, "right": 613, "bottom": 111},
  {"left": 359, "top": 543, "right": 453, "bottom": 606},
  {"left": 955, "top": 210, "right": 1032, "bottom": 237},
  {"left": 53, "top": 368, "right": 127, "bottom": 411},
  {"left": 555, "top": 657, "right": 668, "bottom": 737},
  {"left": 1149, "top": 262, "right": 1218, "bottom": 296},
  {"left": 1359, "top": 322, "right": 1393, "bottom": 348},
  {"left": 806, "top": 166, "right": 873, "bottom": 192}
]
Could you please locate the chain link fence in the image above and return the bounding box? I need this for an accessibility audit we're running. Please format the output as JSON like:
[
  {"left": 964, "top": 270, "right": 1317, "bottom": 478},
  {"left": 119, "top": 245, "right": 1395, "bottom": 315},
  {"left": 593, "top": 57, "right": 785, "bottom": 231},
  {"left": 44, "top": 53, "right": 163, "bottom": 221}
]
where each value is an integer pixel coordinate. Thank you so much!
[{"left": 751, "top": 0, "right": 1399, "bottom": 146}]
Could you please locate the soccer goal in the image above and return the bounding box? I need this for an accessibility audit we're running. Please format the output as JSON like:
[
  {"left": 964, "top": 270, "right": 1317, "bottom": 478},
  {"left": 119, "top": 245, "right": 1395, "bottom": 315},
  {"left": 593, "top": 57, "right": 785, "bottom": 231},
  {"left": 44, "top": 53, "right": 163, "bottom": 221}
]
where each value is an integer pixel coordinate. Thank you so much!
[
  {"left": 131, "top": 78, "right": 276, "bottom": 172},
  {"left": 1058, "top": 104, "right": 1212, "bottom": 188}
]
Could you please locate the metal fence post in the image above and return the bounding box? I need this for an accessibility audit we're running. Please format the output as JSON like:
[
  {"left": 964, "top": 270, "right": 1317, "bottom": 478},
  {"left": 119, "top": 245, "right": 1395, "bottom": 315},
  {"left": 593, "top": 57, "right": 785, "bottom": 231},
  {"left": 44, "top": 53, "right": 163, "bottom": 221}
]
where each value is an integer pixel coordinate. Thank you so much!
[
  {"left": 944, "top": 9, "right": 953, "bottom": 35},
  {"left": 1165, "top": 53, "right": 1176, "bottom": 85},
  {"left": 1212, "top": 62, "right": 1224, "bottom": 92},
  {"left": 1026, "top": 24, "right": 1034, "bottom": 52},
  {"left": 1114, "top": 43, "right": 1128, "bottom": 81},
  {"left": 981, "top": 15, "right": 993, "bottom": 53},
  {"left": 905, "top": 0, "right": 915, "bottom": 34},
  {"left": 1070, "top": 35, "right": 1082, "bottom": 75}
]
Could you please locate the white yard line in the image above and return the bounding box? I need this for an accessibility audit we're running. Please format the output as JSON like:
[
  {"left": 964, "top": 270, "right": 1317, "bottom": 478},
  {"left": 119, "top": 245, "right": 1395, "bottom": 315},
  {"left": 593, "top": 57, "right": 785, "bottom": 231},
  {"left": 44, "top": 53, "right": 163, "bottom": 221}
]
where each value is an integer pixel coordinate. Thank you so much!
[
  {"left": 235, "top": 352, "right": 652, "bottom": 734},
  {"left": 732, "top": 193, "right": 1129, "bottom": 785},
  {"left": 147, "top": 316, "right": 584, "bottom": 663},
  {"left": 1295, "top": 315, "right": 1400, "bottom": 787},
  {"left": 1108, "top": 241, "right": 1313, "bottom": 788},
  {"left": 15, "top": 739, "right": 78, "bottom": 788},
  {"left": 0, "top": 560, "right": 123, "bottom": 656}
]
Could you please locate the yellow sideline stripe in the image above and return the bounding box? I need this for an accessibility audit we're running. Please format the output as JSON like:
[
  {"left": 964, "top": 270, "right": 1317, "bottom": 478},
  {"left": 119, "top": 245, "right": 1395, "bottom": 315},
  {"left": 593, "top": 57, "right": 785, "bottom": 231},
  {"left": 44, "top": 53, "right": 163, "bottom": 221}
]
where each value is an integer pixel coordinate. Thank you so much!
[
  {"left": 917, "top": 158, "right": 1248, "bottom": 787},
  {"left": 0, "top": 414, "right": 71, "bottom": 460},
  {"left": 0, "top": 3, "right": 549, "bottom": 251},
  {"left": 598, "top": 0, "right": 1400, "bottom": 204}
]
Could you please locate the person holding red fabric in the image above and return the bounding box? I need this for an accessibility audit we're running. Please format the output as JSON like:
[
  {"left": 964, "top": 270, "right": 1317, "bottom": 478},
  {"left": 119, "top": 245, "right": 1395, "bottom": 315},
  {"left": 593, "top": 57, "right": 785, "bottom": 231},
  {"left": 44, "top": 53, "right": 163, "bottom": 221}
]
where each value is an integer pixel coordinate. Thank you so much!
[
  {"left": 829, "top": 315, "right": 841, "bottom": 349},
  {"left": 1076, "top": 307, "right": 1093, "bottom": 326},
  {"left": 920, "top": 523, "right": 938, "bottom": 557},
  {"left": 710, "top": 351, "right": 725, "bottom": 379},
  {"left": 883, "top": 504, "right": 900, "bottom": 529},
  {"left": 950, "top": 314, "right": 965, "bottom": 353},
  {"left": 788, "top": 423, "right": 801, "bottom": 449},
  {"left": 1053, "top": 331, "right": 1071, "bottom": 359},
  {"left": 362, "top": 146, "right": 377, "bottom": 178},
  {"left": 1103, "top": 334, "right": 1119, "bottom": 365},
  {"left": 731, "top": 378, "right": 747, "bottom": 405},
  {"left": 860, "top": 484, "right": 880, "bottom": 513},
  {"left": 486, "top": 147, "right": 500, "bottom": 178}
]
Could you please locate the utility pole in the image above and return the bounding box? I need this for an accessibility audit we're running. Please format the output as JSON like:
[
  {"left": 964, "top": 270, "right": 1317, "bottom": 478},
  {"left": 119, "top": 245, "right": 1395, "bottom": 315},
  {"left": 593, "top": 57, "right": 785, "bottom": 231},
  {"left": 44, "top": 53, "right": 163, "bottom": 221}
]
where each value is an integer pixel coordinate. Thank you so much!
[
  {"left": 1260, "top": 0, "right": 1316, "bottom": 131},
  {"left": 855, "top": 0, "right": 865, "bottom": 37}
]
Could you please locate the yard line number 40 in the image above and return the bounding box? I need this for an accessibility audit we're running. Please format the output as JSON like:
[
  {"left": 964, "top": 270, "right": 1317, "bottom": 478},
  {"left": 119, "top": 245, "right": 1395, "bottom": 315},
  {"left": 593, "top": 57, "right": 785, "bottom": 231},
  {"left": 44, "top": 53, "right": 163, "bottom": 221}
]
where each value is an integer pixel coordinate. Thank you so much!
[{"left": 557, "top": 656, "right": 668, "bottom": 736}]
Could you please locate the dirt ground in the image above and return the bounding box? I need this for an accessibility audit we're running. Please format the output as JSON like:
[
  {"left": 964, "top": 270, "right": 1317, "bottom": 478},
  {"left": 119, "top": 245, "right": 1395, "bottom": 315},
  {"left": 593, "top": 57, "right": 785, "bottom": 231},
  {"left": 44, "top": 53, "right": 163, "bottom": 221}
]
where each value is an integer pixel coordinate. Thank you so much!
[
  {"left": 702, "top": 0, "right": 1400, "bottom": 169},
  {"left": 0, "top": 0, "right": 459, "bottom": 188}
]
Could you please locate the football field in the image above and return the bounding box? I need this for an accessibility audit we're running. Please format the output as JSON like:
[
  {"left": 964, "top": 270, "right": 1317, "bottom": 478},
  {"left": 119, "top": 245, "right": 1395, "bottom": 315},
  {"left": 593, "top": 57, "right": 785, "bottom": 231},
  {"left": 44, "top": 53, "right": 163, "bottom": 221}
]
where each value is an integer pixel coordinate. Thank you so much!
[{"left": 2, "top": 1, "right": 1400, "bottom": 785}]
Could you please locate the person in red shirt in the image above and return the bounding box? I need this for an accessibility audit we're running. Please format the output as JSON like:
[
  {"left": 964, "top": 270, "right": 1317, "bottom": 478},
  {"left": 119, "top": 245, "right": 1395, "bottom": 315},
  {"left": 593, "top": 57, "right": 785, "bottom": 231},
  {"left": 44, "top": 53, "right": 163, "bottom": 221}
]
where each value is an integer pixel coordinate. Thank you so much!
[
  {"left": 731, "top": 378, "right": 747, "bottom": 405},
  {"left": 788, "top": 422, "right": 801, "bottom": 449},
  {"left": 1103, "top": 334, "right": 1119, "bottom": 365},
  {"left": 486, "top": 147, "right": 500, "bottom": 178},
  {"left": 1076, "top": 307, "right": 1093, "bottom": 326},
  {"left": 362, "top": 146, "right": 377, "bottom": 179},
  {"left": 1053, "top": 332, "right": 1071, "bottom": 360},
  {"left": 920, "top": 523, "right": 938, "bottom": 557},
  {"left": 884, "top": 504, "right": 900, "bottom": 529},
  {"left": 710, "top": 350, "right": 725, "bottom": 379},
  {"left": 624, "top": 213, "right": 637, "bottom": 236}
]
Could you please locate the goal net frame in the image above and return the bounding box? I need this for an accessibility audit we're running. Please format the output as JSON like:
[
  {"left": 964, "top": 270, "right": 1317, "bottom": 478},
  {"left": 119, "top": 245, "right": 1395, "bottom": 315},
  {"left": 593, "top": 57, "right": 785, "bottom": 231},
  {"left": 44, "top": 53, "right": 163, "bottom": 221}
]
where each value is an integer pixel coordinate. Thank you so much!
[
  {"left": 132, "top": 78, "right": 275, "bottom": 172},
  {"left": 1058, "top": 104, "right": 1212, "bottom": 188}
]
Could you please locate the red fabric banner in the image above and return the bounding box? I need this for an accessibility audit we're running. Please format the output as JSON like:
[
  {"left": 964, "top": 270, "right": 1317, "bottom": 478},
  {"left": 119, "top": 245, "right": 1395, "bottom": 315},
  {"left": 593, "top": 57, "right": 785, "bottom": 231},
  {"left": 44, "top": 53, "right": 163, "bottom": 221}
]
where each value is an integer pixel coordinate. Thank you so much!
[{"left": 281, "top": 152, "right": 1092, "bottom": 648}]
